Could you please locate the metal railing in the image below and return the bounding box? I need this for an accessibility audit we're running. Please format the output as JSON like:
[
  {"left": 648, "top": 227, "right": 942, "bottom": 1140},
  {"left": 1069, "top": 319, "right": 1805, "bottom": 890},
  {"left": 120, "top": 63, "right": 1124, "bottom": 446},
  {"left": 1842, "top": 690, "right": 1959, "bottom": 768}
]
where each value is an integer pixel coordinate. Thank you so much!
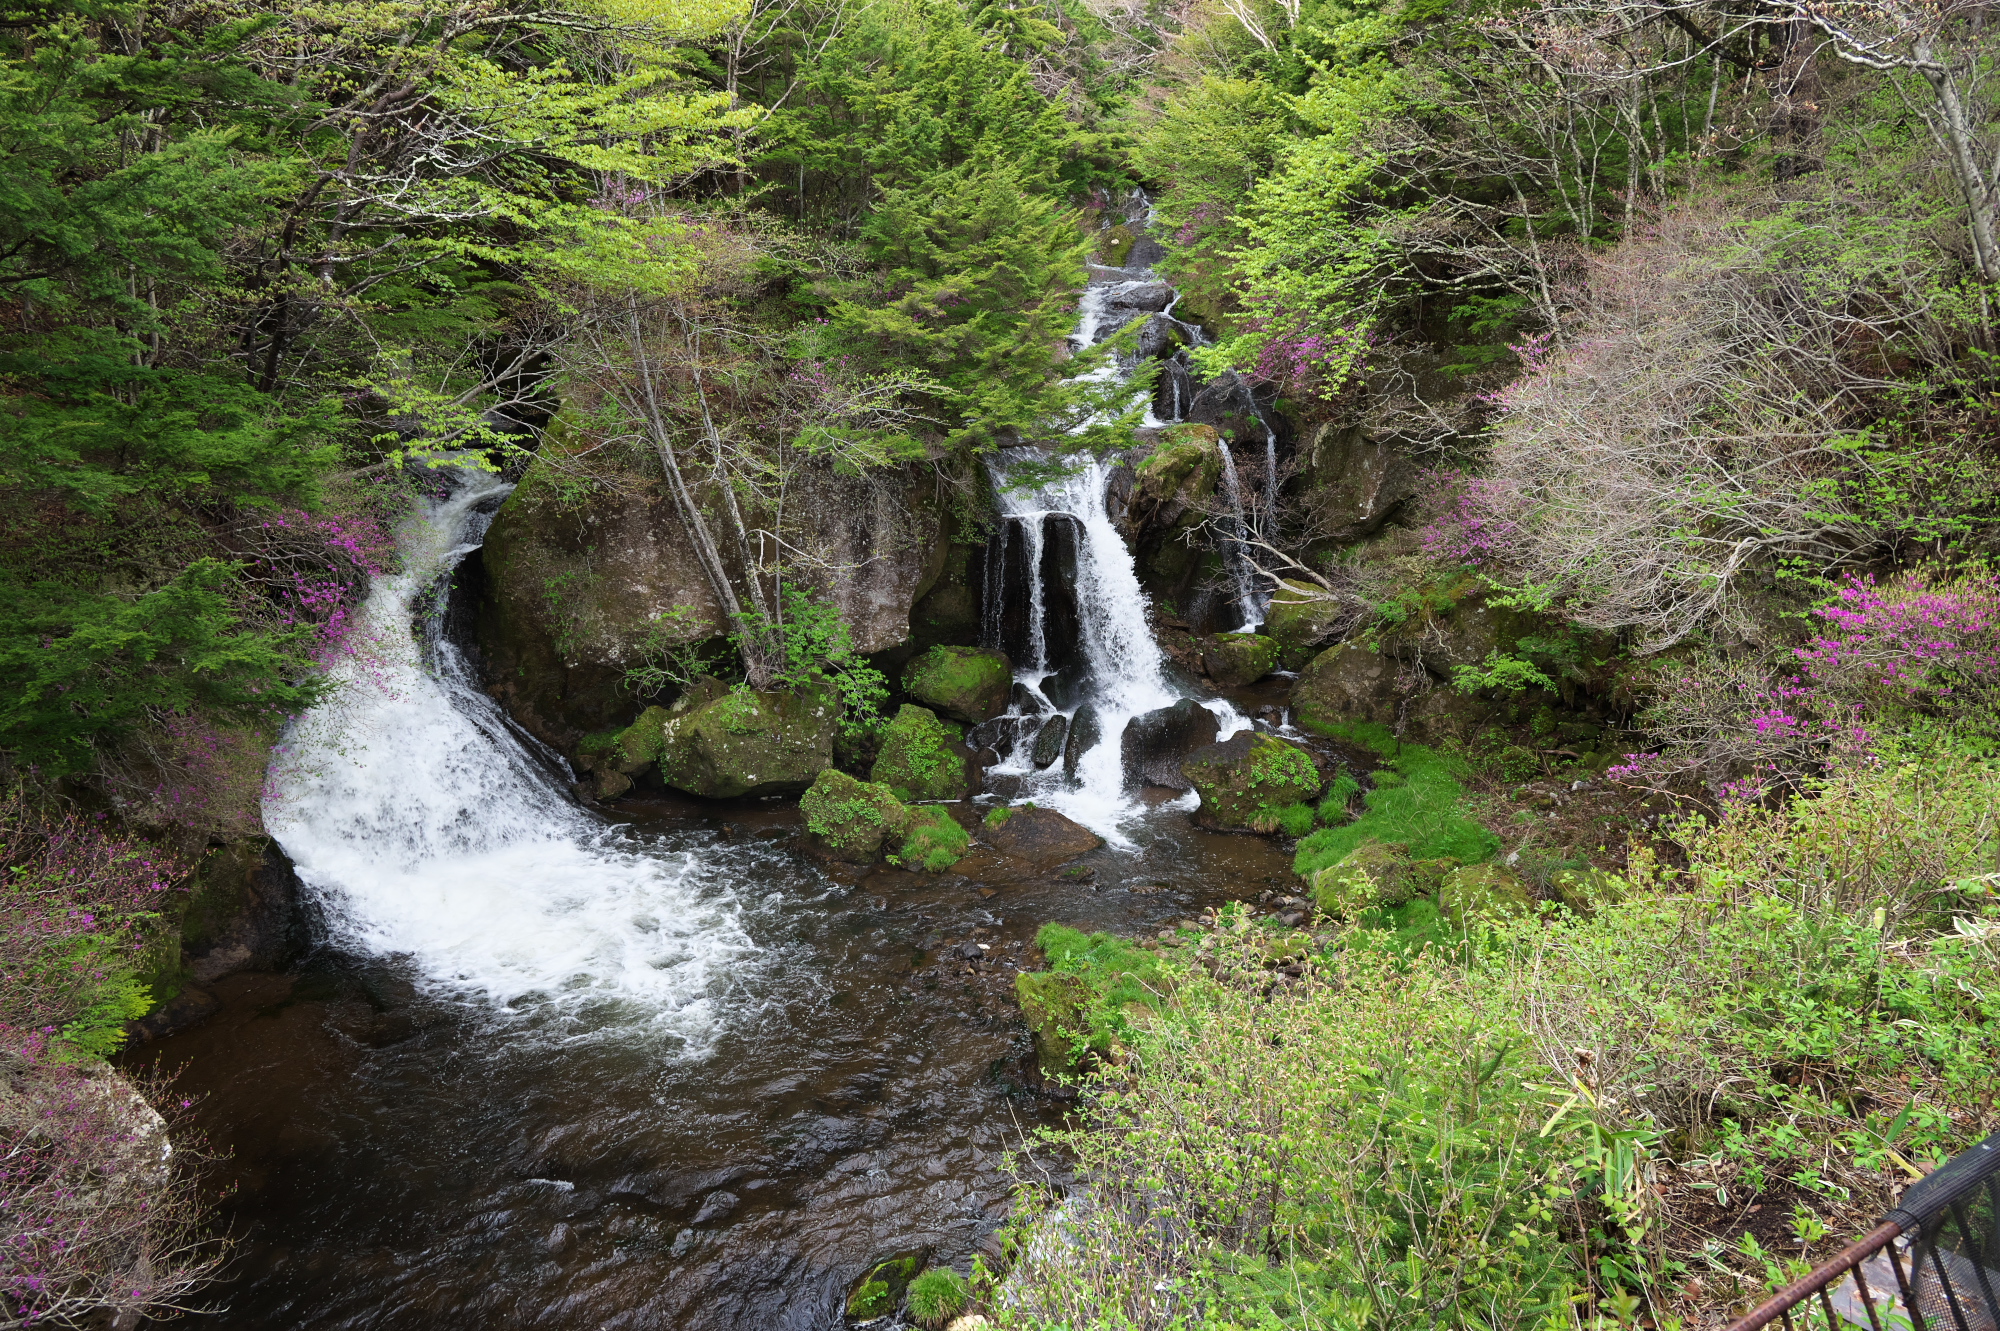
[{"left": 1726, "top": 1130, "right": 2000, "bottom": 1331}]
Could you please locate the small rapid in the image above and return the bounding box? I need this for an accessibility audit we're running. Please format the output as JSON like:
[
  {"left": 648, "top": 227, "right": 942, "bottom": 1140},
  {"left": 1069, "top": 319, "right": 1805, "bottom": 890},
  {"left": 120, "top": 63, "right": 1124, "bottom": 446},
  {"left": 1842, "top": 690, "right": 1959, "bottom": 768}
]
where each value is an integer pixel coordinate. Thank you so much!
[{"left": 262, "top": 469, "right": 759, "bottom": 1046}]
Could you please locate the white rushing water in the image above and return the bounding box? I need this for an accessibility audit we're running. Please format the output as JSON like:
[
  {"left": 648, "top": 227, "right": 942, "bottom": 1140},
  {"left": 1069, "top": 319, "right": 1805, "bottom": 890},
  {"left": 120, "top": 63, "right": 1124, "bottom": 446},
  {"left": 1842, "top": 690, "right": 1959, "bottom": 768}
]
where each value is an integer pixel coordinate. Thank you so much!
[{"left": 263, "top": 469, "right": 757, "bottom": 1046}]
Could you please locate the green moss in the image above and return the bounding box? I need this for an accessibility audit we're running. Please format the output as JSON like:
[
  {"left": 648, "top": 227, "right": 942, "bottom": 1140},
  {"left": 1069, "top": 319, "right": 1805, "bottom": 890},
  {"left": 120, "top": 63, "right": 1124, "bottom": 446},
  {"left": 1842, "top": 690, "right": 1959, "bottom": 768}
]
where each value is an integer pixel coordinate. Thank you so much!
[
  {"left": 1293, "top": 730, "right": 1498, "bottom": 876},
  {"left": 907, "top": 1268, "right": 971, "bottom": 1326},
  {"left": 1184, "top": 732, "right": 1324, "bottom": 832},
  {"left": 983, "top": 804, "right": 1015, "bottom": 829},
  {"left": 902, "top": 645, "right": 1011, "bottom": 724},
  {"left": 1028, "top": 923, "right": 1171, "bottom": 1065},
  {"left": 800, "top": 768, "right": 909, "bottom": 859},
  {"left": 891, "top": 806, "right": 971, "bottom": 872},
  {"left": 1096, "top": 222, "right": 1136, "bottom": 267},
  {"left": 871, "top": 703, "right": 972, "bottom": 802}
]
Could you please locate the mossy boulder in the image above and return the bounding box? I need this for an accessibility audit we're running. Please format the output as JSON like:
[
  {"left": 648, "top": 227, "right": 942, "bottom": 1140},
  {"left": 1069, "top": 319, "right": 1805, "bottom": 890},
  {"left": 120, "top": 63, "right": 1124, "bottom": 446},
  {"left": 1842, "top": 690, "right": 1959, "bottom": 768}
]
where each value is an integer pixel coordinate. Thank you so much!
[
  {"left": 1181, "top": 731, "right": 1324, "bottom": 833},
  {"left": 891, "top": 806, "right": 972, "bottom": 873},
  {"left": 1309, "top": 840, "right": 1414, "bottom": 916},
  {"left": 1202, "top": 632, "right": 1282, "bottom": 688},
  {"left": 1439, "top": 863, "right": 1534, "bottom": 924},
  {"left": 1263, "top": 579, "right": 1345, "bottom": 653},
  {"left": 799, "top": 769, "right": 910, "bottom": 863},
  {"left": 1292, "top": 641, "right": 1409, "bottom": 735},
  {"left": 1015, "top": 969, "right": 1088, "bottom": 1079},
  {"left": 629, "top": 683, "right": 834, "bottom": 799},
  {"left": 902, "top": 645, "right": 1013, "bottom": 725},
  {"left": 871, "top": 704, "right": 977, "bottom": 802},
  {"left": 1552, "top": 867, "right": 1625, "bottom": 917}
]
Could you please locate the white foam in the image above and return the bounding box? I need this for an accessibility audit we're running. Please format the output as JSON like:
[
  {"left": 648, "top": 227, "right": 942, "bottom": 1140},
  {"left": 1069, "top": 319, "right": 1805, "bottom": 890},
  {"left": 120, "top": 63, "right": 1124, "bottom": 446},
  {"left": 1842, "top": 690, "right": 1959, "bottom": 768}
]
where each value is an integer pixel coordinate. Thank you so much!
[{"left": 263, "top": 470, "right": 757, "bottom": 1047}]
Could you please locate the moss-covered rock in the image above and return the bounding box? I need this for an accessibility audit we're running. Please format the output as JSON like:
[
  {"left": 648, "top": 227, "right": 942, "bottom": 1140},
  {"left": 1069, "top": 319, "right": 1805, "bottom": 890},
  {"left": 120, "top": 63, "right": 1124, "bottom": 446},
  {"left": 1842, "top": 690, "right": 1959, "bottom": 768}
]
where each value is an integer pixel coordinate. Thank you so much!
[
  {"left": 892, "top": 806, "right": 971, "bottom": 873},
  {"left": 1181, "top": 731, "right": 1324, "bottom": 833},
  {"left": 1263, "top": 579, "right": 1345, "bottom": 653},
  {"left": 1308, "top": 840, "right": 1413, "bottom": 916},
  {"left": 1292, "top": 641, "right": 1409, "bottom": 735},
  {"left": 799, "top": 769, "right": 909, "bottom": 863},
  {"left": 902, "top": 645, "right": 1012, "bottom": 725},
  {"left": 1096, "top": 223, "right": 1136, "bottom": 268},
  {"left": 1202, "top": 632, "right": 1281, "bottom": 687},
  {"left": 620, "top": 683, "right": 835, "bottom": 799},
  {"left": 1439, "top": 863, "right": 1534, "bottom": 924},
  {"left": 871, "top": 704, "right": 976, "bottom": 802},
  {"left": 1552, "top": 867, "right": 1624, "bottom": 917},
  {"left": 1016, "top": 969, "right": 1088, "bottom": 1079}
]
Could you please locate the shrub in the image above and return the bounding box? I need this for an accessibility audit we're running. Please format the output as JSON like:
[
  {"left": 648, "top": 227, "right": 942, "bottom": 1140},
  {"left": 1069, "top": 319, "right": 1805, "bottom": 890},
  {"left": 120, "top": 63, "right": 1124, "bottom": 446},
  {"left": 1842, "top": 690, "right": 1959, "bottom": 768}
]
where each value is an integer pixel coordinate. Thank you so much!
[{"left": 906, "top": 1267, "right": 970, "bottom": 1326}]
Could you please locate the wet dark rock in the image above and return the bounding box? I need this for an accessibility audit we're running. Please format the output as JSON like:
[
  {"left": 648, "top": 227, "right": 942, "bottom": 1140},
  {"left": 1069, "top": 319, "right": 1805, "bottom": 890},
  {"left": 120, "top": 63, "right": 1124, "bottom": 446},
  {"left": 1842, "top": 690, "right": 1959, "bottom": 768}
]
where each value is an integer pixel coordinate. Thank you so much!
[
  {"left": 1029, "top": 715, "right": 1068, "bottom": 769},
  {"left": 1039, "top": 664, "right": 1091, "bottom": 711},
  {"left": 1009, "top": 682, "right": 1047, "bottom": 716},
  {"left": 692, "top": 1191, "right": 740, "bottom": 1225},
  {"left": 1039, "top": 515, "right": 1085, "bottom": 673},
  {"left": 1121, "top": 699, "right": 1220, "bottom": 790},
  {"left": 1062, "top": 703, "right": 1103, "bottom": 780},
  {"left": 981, "top": 806, "right": 1103, "bottom": 871}
]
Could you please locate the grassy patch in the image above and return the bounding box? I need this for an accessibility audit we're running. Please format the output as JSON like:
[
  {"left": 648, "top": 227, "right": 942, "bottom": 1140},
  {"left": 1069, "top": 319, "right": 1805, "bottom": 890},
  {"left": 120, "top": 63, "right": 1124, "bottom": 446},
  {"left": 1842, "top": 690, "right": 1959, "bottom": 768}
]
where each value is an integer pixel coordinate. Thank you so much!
[
  {"left": 1293, "top": 725, "right": 1500, "bottom": 875},
  {"left": 891, "top": 806, "right": 970, "bottom": 873}
]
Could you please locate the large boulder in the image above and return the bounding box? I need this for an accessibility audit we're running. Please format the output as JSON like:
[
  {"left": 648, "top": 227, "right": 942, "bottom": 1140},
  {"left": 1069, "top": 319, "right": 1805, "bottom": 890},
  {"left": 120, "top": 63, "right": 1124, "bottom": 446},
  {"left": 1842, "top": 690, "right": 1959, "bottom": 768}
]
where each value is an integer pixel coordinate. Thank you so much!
[
  {"left": 797, "top": 769, "right": 970, "bottom": 872},
  {"left": 1262, "top": 579, "right": 1347, "bottom": 655},
  {"left": 981, "top": 805, "right": 1104, "bottom": 871},
  {"left": 871, "top": 704, "right": 977, "bottom": 803},
  {"left": 1121, "top": 699, "right": 1219, "bottom": 790},
  {"left": 1308, "top": 841, "right": 1456, "bottom": 918},
  {"left": 799, "top": 769, "right": 910, "bottom": 863},
  {"left": 1291, "top": 641, "right": 1412, "bottom": 735},
  {"left": 1062, "top": 703, "right": 1103, "bottom": 780},
  {"left": 1439, "top": 864, "right": 1534, "bottom": 924},
  {"left": 1180, "top": 732, "right": 1323, "bottom": 833},
  {"left": 1030, "top": 714, "right": 1068, "bottom": 769},
  {"left": 902, "top": 646, "right": 1013, "bottom": 725},
  {"left": 624, "top": 683, "right": 836, "bottom": 799},
  {"left": 1201, "top": 632, "right": 1280, "bottom": 687}
]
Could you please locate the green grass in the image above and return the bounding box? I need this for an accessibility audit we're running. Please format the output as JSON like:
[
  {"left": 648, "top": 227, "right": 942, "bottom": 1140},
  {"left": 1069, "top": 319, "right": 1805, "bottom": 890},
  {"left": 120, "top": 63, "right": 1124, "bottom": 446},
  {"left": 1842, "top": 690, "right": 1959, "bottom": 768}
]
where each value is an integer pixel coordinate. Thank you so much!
[
  {"left": 1292, "top": 723, "right": 1499, "bottom": 876},
  {"left": 1033, "top": 922, "right": 1170, "bottom": 1057},
  {"left": 906, "top": 1267, "right": 971, "bottom": 1326},
  {"left": 892, "top": 806, "right": 971, "bottom": 872}
]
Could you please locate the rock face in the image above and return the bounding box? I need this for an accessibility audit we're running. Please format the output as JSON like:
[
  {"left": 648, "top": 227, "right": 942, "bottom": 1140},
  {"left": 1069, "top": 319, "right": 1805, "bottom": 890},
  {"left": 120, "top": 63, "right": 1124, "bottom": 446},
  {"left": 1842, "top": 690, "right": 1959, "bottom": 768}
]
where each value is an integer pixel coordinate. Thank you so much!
[
  {"left": 1061, "top": 703, "right": 1103, "bottom": 780},
  {"left": 978, "top": 514, "right": 1085, "bottom": 676},
  {"left": 902, "top": 645, "right": 1013, "bottom": 725},
  {"left": 1030, "top": 714, "right": 1068, "bottom": 769},
  {"left": 871, "top": 704, "right": 977, "bottom": 802},
  {"left": 1120, "top": 425, "right": 1229, "bottom": 625},
  {"left": 477, "top": 456, "right": 948, "bottom": 751},
  {"left": 134, "top": 836, "right": 304, "bottom": 1041},
  {"left": 1293, "top": 422, "right": 1419, "bottom": 543},
  {"left": 1201, "top": 632, "right": 1281, "bottom": 687},
  {"left": 601, "top": 681, "right": 836, "bottom": 799},
  {"left": 1262, "top": 579, "right": 1346, "bottom": 656},
  {"left": 982, "top": 805, "right": 1103, "bottom": 870},
  {"left": 1121, "top": 699, "right": 1219, "bottom": 790},
  {"left": 1180, "top": 732, "right": 1324, "bottom": 833}
]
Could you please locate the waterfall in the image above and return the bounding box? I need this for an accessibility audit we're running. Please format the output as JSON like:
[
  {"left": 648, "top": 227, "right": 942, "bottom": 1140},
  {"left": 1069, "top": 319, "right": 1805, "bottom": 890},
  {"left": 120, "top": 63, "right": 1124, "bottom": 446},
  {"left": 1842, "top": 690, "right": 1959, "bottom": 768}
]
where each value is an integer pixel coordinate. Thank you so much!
[
  {"left": 262, "top": 468, "right": 757, "bottom": 1045},
  {"left": 1213, "top": 437, "right": 1265, "bottom": 629},
  {"left": 981, "top": 195, "right": 1250, "bottom": 843}
]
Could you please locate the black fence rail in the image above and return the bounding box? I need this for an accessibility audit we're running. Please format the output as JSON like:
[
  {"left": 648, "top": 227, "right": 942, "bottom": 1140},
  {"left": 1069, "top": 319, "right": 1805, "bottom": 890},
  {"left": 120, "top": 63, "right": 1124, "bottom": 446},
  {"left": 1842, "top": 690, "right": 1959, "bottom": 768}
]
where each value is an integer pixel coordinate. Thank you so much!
[{"left": 1726, "top": 1130, "right": 2000, "bottom": 1331}]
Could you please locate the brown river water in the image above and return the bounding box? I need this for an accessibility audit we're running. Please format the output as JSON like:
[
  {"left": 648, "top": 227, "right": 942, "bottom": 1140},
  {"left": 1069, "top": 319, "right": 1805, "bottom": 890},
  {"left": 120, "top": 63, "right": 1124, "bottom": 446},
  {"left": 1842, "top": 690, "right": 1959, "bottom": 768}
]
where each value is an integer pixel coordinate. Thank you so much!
[{"left": 132, "top": 791, "right": 1295, "bottom": 1330}]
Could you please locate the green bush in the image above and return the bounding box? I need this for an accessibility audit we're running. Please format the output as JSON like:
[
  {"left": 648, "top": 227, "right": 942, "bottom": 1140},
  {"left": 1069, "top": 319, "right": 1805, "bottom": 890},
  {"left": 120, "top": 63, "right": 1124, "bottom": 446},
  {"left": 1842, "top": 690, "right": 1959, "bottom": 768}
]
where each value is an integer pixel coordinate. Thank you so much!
[{"left": 905, "top": 1267, "right": 970, "bottom": 1326}]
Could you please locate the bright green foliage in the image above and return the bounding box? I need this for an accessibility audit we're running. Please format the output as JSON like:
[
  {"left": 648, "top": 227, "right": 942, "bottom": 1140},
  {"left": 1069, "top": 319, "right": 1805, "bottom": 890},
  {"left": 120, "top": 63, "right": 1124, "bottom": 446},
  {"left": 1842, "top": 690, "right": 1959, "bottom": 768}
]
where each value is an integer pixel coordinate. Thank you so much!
[
  {"left": 905, "top": 1267, "right": 970, "bottom": 1326},
  {"left": 1315, "top": 771, "right": 1362, "bottom": 824},
  {"left": 1028, "top": 922, "right": 1170, "bottom": 1064},
  {"left": 739, "top": 587, "right": 891, "bottom": 740},
  {"left": 0, "top": 560, "right": 324, "bottom": 775},
  {"left": 1451, "top": 650, "right": 1557, "bottom": 696},
  {"left": 1294, "top": 729, "right": 1498, "bottom": 875},
  {"left": 889, "top": 805, "right": 970, "bottom": 873},
  {"left": 870, "top": 704, "right": 972, "bottom": 802},
  {"left": 1270, "top": 802, "right": 1315, "bottom": 837},
  {"left": 800, "top": 768, "right": 909, "bottom": 859}
]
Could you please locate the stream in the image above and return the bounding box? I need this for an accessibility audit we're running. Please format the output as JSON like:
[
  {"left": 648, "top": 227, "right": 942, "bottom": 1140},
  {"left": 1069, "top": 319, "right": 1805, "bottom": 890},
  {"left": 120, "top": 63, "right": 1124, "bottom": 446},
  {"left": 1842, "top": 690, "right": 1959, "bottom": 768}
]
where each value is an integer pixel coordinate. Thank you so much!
[{"left": 133, "top": 193, "right": 1299, "bottom": 1329}]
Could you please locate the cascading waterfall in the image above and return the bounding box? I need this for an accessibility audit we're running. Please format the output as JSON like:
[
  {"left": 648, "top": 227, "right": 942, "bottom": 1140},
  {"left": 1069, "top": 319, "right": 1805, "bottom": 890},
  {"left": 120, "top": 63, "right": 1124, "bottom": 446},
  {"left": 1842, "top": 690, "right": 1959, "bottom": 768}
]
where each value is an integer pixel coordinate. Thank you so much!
[
  {"left": 982, "top": 195, "right": 1250, "bottom": 843},
  {"left": 263, "top": 468, "right": 758, "bottom": 1045}
]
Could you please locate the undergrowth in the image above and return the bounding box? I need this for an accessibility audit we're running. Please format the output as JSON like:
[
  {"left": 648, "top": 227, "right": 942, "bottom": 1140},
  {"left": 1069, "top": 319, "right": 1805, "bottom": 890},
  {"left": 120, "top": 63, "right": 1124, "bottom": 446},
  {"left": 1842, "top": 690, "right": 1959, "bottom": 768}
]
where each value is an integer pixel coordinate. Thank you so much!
[{"left": 1293, "top": 721, "right": 1501, "bottom": 875}]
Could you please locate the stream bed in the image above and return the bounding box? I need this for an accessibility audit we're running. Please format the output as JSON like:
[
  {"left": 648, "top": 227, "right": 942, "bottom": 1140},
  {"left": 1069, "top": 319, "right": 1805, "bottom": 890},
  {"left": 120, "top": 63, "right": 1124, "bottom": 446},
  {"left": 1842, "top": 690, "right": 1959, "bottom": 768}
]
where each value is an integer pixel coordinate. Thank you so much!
[{"left": 134, "top": 795, "right": 1295, "bottom": 1329}]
